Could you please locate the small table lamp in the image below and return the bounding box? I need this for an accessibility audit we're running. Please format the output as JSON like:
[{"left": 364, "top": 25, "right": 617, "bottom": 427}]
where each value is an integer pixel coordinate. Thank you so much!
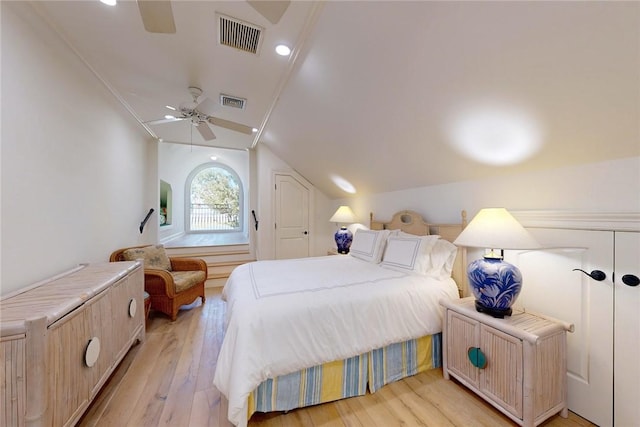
[
  {"left": 330, "top": 206, "right": 356, "bottom": 254},
  {"left": 453, "top": 208, "right": 540, "bottom": 318}
]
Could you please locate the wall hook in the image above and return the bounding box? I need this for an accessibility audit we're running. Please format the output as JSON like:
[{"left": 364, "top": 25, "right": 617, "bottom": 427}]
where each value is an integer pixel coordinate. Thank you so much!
[
  {"left": 139, "top": 208, "right": 154, "bottom": 234},
  {"left": 572, "top": 268, "right": 606, "bottom": 282}
]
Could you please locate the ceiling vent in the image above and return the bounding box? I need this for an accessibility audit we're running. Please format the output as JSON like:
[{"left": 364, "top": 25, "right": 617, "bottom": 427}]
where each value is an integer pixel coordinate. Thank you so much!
[
  {"left": 220, "top": 94, "right": 247, "bottom": 110},
  {"left": 218, "top": 14, "right": 263, "bottom": 55}
]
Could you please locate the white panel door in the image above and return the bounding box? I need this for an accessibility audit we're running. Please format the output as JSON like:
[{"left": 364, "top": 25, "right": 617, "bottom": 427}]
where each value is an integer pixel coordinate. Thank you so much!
[
  {"left": 506, "top": 228, "right": 614, "bottom": 426},
  {"left": 274, "top": 174, "right": 309, "bottom": 260},
  {"left": 614, "top": 231, "right": 640, "bottom": 426}
]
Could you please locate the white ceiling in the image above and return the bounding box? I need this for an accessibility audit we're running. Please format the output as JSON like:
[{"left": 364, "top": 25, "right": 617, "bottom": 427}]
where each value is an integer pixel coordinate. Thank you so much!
[{"left": 33, "top": 1, "right": 639, "bottom": 199}]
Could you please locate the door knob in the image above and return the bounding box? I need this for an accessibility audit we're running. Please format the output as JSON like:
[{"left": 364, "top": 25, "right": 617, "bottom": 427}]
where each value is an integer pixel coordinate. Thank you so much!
[
  {"left": 621, "top": 274, "right": 640, "bottom": 287},
  {"left": 573, "top": 269, "right": 607, "bottom": 281}
]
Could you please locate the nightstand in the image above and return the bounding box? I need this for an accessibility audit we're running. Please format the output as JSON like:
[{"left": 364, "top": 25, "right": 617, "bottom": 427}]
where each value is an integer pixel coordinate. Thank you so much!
[
  {"left": 327, "top": 248, "right": 348, "bottom": 255},
  {"left": 440, "top": 297, "right": 573, "bottom": 427}
]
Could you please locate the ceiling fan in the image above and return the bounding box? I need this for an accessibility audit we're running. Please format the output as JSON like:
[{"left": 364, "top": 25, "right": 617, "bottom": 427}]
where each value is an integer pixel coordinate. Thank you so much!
[
  {"left": 144, "top": 87, "right": 254, "bottom": 141},
  {"left": 137, "top": 0, "right": 290, "bottom": 33}
]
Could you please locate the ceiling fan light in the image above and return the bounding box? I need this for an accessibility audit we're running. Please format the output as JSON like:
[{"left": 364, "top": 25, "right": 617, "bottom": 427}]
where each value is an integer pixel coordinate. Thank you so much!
[
  {"left": 275, "top": 44, "right": 291, "bottom": 56},
  {"left": 99, "top": 0, "right": 117, "bottom": 6}
]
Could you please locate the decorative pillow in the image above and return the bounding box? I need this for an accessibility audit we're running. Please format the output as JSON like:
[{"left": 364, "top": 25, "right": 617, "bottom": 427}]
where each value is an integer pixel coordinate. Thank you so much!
[
  {"left": 122, "top": 245, "right": 172, "bottom": 271},
  {"left": 424, "top": 239, "right": 459, "bottom": 278},
  {"left": 380, "top": 235, "right": 439, "bottom": 273},
  {"left": 349, "top": 229, "right": 390, "bottom": 263}
]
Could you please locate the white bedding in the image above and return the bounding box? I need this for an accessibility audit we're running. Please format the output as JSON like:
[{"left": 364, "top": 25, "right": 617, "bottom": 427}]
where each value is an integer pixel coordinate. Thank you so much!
[{"left": 213, "top": 255, "right": 460, "bottom": 426}]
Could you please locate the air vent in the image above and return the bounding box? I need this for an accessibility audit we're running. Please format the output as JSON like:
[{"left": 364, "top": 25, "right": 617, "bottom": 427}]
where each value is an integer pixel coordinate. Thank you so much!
[
  {"left": 218, "top": 14, "right": 263, "bottom": 55},
  {"left": 220, "top": 94, "right": 247, "bottom": 110}
]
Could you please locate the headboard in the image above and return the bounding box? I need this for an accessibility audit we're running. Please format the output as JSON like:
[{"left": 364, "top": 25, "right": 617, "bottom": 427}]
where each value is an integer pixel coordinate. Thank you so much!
[{"left": 370, "top": 210, "right": 469, "bottom": 297}]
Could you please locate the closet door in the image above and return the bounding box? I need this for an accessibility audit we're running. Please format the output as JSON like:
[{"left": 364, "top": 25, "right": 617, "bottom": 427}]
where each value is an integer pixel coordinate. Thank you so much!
[
  {"left": 506, "top": 228, "right": 614, "bottom": 426},
  {"left": 274, "top": 173, "right": 310, "bottom": 259},
  {"left": 614, "top": 231, "right": 640, "bottom": 426}
]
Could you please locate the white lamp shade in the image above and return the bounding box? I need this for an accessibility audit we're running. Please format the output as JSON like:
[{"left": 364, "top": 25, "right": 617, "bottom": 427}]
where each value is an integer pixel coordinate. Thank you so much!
[
  {"left": 330, "top": 206, "right": 356, "bottom": 224},
  {"left": 453, "top": 208, "right": 540, "bottom": 250}
]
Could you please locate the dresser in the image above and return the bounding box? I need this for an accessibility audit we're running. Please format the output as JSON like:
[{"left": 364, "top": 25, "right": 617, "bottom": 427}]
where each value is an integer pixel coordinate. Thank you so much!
[
  {"left": 441, "top": 297, "right": 573, "bottom": 427},
  {"left": 1, "top": 262, "right": 145, "bottom": 427}
]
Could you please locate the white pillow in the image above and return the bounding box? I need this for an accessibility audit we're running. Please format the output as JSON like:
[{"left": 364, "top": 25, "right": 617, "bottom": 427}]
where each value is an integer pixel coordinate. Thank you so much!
[
  {"left": 380, "top": 235, "right": 439, "bottom": 273},
  {"left": 424, "top": 239, "right": 459, "bottom": 278},
  {"left": 349, "top": 229, "right": 390, "bottom": 263}
]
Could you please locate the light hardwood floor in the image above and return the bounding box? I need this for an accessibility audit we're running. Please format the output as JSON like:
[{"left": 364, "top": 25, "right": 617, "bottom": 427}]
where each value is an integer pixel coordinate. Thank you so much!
[{"left": 78, "top": 288, "right": 595, "bottom": 427}]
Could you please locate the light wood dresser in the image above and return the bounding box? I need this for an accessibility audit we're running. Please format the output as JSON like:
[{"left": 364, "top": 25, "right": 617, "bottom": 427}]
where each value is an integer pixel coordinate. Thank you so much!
[
  {"left": 441, "top": 297, "right": 573, "bottom": 427},
  {"left": 1, "top": 261, "right": 145, "bottom": 427}
]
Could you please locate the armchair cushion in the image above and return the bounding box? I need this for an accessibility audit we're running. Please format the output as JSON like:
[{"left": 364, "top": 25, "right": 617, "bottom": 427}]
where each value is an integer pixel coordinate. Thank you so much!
[
  {"left": 171, "top": 270, "right": 207, "bottom": 293},
  {"left": 122, "top": 244, "right": 172, "bottom": 271}
]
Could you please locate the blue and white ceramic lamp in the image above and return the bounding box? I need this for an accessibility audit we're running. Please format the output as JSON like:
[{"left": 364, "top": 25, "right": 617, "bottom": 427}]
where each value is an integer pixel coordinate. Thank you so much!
[
  {"left": 329, "top": 206, "right": 357, "bottom": 254},
  {"left": 453, "top": 208, "right": 540, "bottom": 318}
]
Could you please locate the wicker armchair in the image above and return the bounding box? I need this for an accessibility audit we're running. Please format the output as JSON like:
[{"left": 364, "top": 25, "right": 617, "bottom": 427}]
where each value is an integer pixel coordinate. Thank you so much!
[{"left": 110, "top": 245, "right": 207, "bottom": 321}]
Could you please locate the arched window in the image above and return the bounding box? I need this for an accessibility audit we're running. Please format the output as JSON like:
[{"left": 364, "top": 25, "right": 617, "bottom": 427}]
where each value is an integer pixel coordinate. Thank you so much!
[{"left": 186, "top": 163, "right": 243, "bottom": 233}]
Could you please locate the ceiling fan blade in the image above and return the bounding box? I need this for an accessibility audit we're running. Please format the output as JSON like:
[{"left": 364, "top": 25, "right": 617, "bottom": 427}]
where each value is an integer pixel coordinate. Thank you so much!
[
  {"left": 137, "top": 1, "right": 176, "bottom": 34},
  {"left": 195, "top": 97, "right": 217, "bottom": 116},
  {"left": 208, "top": 117, "right": 254, "bottom": 135},
  {"left": 248, "top": 0, "right": 290, "bottom": 25},
  {"left": 144, "top": 116, "right": 185, "bottom": 125},
  {"left": 196, "top": 122, "right": 216, "bottom": 141}
]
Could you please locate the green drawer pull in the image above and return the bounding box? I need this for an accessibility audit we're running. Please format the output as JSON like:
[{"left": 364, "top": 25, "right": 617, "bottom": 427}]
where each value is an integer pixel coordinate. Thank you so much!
[{"left": 468, "top": 347, "right": 487, "bottom": 369}]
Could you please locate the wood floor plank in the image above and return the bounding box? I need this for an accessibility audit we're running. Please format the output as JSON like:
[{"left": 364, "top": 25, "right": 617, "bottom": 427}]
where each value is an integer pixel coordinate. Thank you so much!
[
  {"left": 195, "top": 292, "right": 225, "bottom": 392},
  {"left": 158, "top": 300, "right": 208, "bottom": 426},
  {"left": 352, "top": 386, "right": 407, "bottom": 427},
  {"left": 373, "top": 384, "right": 430, "bottom": 426},
  {"left": 190, "top": 388, "right": 225, "bottom": 427},
  {"left": 78, "top": 288, "right": 595, "bottom": 427},
  {"left": 405, "top": 371, "right": 513, "bottom": 426},
  {"left": 305, "top": 401, "right": 346, "bottom": 426},
  {"left": 333, "top": 398, "right": 370, "bottom": 427},
  {"left": 380, "top": 378, "right": 455, "bottom": 427},
  {"left": 126, "top": 317, "right": 193, "bottom": 426}
]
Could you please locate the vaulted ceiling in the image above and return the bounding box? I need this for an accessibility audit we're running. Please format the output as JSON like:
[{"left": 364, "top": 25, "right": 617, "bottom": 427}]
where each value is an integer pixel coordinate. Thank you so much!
[{"left": 33, "top": 1, "right": 639, "bottom": 199}]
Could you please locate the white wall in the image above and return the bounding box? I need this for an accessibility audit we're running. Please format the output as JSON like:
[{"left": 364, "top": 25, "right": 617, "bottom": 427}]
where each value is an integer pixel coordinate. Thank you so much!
[
  {"left": 337, "top": 156, "right": 640, "bottom": 226},
  {"left": 256, "top": 149, "right": 640, "bottom": 257},
  {"left": 314, "top": 189, "right": 334, "bottom": 255},
  {"left": 158, "top": 143, "right": 250, "bottom": 243},
  {"left": 1, "top": 2, "right": 155, "bottom": 296},
  {"left": 255, "top": 144, "right": 333, "bottom": 260}
]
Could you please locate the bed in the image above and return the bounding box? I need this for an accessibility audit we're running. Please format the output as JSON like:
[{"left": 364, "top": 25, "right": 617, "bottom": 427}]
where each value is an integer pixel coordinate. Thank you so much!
[{"left": 214, "top": 210, "right": 468, "bottom": 426}]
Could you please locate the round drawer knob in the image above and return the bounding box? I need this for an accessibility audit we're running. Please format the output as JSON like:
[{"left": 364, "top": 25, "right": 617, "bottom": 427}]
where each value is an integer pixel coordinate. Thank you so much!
[
  {"left": 468, "top": 347, "right": 487, "bottom": 369},
  {"left": 85, "top": 337, "right": 101, "bottom": 367},
  {"left": 128, "top": 298, "right": 137, "bottom": 317}
]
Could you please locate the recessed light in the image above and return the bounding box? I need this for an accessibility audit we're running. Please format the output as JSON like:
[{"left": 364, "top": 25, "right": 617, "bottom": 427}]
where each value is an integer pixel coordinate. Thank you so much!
[
  {"left": 210, "top": 156, "right": 218, "bottom": 161},
  {"left": 275, "top": 44, "right": 291, "bottom": 56},
  {"left": 252, "top": 128, "right": 258, "bottom": 133},
  {"left": 164, "top": 115, "right": 175, "bottom": 120},
  {"left": 100, "top": 0, "right": 117, "bottom": 6},
  {"left": 165, "top": 105, "right": 176, "bottom": 111}
]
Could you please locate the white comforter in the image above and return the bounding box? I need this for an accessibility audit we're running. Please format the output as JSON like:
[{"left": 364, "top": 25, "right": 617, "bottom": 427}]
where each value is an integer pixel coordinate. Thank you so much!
[{"left": 213, "top": 255, "right": 460, "bottom": 426}]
